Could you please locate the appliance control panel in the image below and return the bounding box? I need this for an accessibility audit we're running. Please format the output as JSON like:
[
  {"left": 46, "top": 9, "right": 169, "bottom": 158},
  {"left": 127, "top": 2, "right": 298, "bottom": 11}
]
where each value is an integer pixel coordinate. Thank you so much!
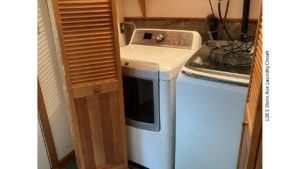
[{"left": 130, "top": 29, "right": 196, "bottom": 49}]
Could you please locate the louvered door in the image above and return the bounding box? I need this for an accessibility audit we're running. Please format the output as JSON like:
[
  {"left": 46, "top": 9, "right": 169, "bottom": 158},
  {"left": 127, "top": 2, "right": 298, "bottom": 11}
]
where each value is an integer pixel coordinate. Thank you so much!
[
  {"left": 51, "top": 0, "right": 127, "bottom": 169},
  {"left": 237, "top": 11, "right": 262, "bottom": 169}
]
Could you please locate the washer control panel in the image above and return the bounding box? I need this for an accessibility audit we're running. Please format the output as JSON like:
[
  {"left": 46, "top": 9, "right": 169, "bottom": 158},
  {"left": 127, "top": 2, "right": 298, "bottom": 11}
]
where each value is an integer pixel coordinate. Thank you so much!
[{"left": 130, "top": 29, "right": 195, "bottom": 49}]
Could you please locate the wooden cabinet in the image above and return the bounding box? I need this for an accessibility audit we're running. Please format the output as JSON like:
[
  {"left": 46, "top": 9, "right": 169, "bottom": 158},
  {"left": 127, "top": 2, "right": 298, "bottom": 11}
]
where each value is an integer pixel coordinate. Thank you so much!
[
  {"left": 238, "top": 124, "right": 250, "bottom": 169},
  {"left": 51, "top": 0, "right": 127, "bottom": 168},
  {"left": 237, "top": 12, "right": 262, "bottom": 169}
]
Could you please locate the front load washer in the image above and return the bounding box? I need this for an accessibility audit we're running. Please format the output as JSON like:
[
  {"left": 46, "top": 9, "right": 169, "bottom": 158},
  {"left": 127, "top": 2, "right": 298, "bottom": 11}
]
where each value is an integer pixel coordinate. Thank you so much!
[{"left": 120, "top": 29, "right": 201, "bottom": 169}]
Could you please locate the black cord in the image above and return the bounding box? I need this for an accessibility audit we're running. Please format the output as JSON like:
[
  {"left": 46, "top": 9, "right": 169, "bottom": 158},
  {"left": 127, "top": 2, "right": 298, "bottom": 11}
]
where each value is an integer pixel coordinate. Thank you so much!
[
  {"left": 240, "top": 42, "right": 254, "bottom": 53},
  {"left": 218, "top": 0, "right": 234, "bottom": 42},
  {"left": 208, "top": 0, "right": 216, "bottom": 17},
  {"left": 223, "top": 41, "right": 247, "bottom": 52},
  {"left": 220, "top": 0, "right": 230, "bottom": 40},
  {"left": 206, "top": 41, "right": 254, "bottom": 66},
  {"left": 227, "top": 42, "right": 254, "bottom": 54}
]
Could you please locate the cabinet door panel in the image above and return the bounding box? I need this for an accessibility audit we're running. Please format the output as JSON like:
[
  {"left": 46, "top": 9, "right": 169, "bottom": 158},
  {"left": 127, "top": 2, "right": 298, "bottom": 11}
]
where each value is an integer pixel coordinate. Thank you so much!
[
  {"left": 237, "top": 10, "right": 262, "bottom": 169},
  {"left": 245, "top": 15, "right": 263, "bottom": 134},
  {"left": 74, "top": 92, "right": 125, "bottom": 167},
  {"left": 51, "top": 0, "right": 127, "bottom": 168}
]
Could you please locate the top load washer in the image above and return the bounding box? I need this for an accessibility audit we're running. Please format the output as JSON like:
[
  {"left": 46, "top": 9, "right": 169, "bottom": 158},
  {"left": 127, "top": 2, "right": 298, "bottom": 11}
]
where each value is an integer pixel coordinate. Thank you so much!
[
  {"left": 120, "top": 29, "right": 201, "bottom": 169},
  {"left": 175, "top": 40, "right": 253, "bottom": 169}
]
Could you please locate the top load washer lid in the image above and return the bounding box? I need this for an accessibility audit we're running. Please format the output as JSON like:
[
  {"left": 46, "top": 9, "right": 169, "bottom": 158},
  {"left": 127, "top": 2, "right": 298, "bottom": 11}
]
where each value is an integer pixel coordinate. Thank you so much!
[
  {"left": 121, "top": 44, "right": 197, "bottom": 80},
  {"left": 182, "top": 40, "right": 254, "bottom": 85}
]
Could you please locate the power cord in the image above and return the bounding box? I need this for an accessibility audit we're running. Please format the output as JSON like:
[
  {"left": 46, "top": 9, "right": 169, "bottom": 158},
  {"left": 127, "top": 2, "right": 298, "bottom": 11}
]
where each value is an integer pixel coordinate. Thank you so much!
[
  {"left": 208, "top": 0, "right": 216, "bottom": 17},
  {"left": 220, "top": 0, "right": 230, "bottom": 40},
  {"left": 207, "top": 0, "right": 218, "bottom": 40},
  {"left": 218, "top": 0, "right": 234, "bottom": 42}
]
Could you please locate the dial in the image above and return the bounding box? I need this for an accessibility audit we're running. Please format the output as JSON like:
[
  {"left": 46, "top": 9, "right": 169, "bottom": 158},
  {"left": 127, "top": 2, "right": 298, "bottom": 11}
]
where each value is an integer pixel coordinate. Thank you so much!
[{"left": 155, "top": 33, "right": 164, "bottom": 42}]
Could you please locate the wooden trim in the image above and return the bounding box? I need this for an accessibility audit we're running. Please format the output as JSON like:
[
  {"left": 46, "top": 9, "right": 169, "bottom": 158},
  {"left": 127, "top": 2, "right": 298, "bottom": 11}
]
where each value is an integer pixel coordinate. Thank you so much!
[
  {"left": 72, "top": 80, "right": 119, "bottom": 98},
  {"left": 111, "top": 0, "right": 128, "bottom": 166},
  {"left": 124, "top": 16, "right": 258, "bottom": 22},
  {"left": 246, "top": 106, "right": 253, "bottom": 136},
  {"left": 246, "top": 11, "right": 262, "bottom": 104},
  {"left": 38, "top": 81, "right": 60, "bottom": 169},
  {"left": 138, "top": 0, "right": 146, "bottom": 17},
  {"left": 246, "top": 92, "right": 262, "bottom": 169}
]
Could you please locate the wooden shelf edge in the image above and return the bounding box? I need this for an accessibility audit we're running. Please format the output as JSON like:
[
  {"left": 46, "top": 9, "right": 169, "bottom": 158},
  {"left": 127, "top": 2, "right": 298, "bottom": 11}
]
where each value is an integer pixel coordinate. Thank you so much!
[{"left": 124, "top": 16, "right": 258, "bottom": 22}]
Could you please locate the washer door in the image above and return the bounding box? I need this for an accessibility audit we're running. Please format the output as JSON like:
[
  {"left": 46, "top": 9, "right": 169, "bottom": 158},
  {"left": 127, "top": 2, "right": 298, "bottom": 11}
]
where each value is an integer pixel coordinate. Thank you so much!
[{"left": 122, "top": 60, "right": 160, "bottom": 132}]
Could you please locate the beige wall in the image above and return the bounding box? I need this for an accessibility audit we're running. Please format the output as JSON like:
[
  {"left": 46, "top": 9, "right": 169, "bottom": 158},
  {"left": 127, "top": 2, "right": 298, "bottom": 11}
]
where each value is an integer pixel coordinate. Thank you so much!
[
  {"left": 117, "top": 0, "right": 126, "bottom": 47},
  {"left": 123, "top": 0, "right": 261, "bottom": 19}
]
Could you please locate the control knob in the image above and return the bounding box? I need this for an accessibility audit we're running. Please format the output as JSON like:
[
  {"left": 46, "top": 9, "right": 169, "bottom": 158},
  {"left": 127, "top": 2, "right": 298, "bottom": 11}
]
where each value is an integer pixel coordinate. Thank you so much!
[{"left": 155, "top": 33, "right": 164, "bottom": 42}]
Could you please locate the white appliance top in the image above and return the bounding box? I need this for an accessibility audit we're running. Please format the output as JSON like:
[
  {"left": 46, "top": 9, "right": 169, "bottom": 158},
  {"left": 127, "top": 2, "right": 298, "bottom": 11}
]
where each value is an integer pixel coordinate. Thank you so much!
[
  {"left": 181, "top": 40, "right": 253, "bottom": 85},
  {"left": 181, "top": 66, "right": 250, "bottom": 85},
  {"left": 120, "top": 29, "right": 202, "bottom": 80}
]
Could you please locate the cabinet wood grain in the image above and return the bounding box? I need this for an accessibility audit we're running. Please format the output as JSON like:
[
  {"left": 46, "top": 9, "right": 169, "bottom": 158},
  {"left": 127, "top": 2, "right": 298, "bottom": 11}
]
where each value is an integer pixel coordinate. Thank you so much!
[
  {"left": 237, "top": 10, "right": 262, "bottom": 169},
  {"left": 51, "top": 0, "right": 127, "bottom": 168}
]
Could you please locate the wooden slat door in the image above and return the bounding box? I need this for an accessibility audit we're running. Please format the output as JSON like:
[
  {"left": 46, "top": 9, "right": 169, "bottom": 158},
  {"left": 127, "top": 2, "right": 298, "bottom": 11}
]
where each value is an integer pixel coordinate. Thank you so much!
[
  {"left": 237, "top": 11, "right": 263, "bottom": 169},
  {"left": 51, "top": 0, "right": 127, "bottom": 169}
]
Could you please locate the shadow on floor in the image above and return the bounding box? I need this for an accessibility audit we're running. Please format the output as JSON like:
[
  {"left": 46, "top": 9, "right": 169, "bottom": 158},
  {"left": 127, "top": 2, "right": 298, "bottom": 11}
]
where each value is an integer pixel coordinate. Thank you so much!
[
  {"left": 60, "top": 158, "right": 145, "bottom": 169},
  {"left": 61, "top": 157, "right": 77, "bottom": 169}
]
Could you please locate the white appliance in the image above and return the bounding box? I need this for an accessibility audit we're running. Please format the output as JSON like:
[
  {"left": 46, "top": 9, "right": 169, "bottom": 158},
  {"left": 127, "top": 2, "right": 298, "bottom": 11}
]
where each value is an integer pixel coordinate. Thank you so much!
[
  {"left": 120, "top": 29, "right": 201, "bottom": 169},
  {"left": 175, "top": 41, "right": 253, "bottom": 169}
]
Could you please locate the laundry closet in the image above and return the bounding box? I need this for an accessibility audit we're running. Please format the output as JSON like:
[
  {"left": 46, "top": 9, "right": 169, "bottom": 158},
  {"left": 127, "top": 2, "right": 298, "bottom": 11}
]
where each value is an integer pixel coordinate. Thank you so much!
[{"left": 38, "top": 0, "right": 262, "bottom": 169}]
